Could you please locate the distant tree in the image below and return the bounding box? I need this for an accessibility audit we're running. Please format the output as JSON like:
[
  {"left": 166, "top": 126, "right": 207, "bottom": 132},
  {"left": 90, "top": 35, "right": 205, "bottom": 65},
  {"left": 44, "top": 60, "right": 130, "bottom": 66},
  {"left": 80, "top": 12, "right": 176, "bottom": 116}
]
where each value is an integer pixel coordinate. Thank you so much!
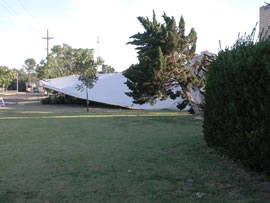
[
  {"left": 36, "top": 44, "right": 76, "bottom": 79},
  {"left": 101, "top": 64, "right": 115, "bottom": 73},
  {"left": 74, "top": 48, "right": 103, "bottom": 112},
  {"left": 36, "top": 44, "right": 103, "bottom": 80},
  {"left": 124, "top": 11, "right": 207, "bottom": 114},
  {"left": 50, "top": 44, "right": 76, "bottom": 75},
  {"left": 8, "top": 68, "right": 29, "bottom": 91},
  {"left": 36, "top": 57, "right": 63, "bottom": 79},
  {"left": 0, "top": 66, "right": 16, "bottom": 92},
  {"left": 23, "top": 58, "right": 36, "bottom": 87}
]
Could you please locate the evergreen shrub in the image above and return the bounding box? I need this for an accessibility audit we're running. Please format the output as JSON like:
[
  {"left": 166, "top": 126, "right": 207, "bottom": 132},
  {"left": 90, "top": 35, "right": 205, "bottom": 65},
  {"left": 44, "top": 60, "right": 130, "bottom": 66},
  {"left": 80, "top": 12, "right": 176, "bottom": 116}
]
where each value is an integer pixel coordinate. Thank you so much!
[
  {"left": 41, "top": 95, "right": 86, "bottom": 105},
  {"left": 203, "top": 40, "right": 270, "bottom": 174},
  {"left": 40, "top": 97, "right": 52, "bottom": 104}
]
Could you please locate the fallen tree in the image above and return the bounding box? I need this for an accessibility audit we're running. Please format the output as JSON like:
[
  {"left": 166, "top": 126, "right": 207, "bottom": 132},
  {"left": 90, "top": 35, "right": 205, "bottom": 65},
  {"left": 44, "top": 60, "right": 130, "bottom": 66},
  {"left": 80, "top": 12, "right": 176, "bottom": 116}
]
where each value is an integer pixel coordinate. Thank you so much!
[{"left": 124, "top": 11, "right": 215, "bottom": 114}]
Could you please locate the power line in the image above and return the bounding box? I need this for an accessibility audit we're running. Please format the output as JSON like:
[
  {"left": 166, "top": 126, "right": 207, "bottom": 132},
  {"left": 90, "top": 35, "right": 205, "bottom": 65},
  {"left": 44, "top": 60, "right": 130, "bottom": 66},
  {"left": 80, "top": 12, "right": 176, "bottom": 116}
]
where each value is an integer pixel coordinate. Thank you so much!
[
  {"left": 15, "top": 0, "right": 44, "bottom": 32},
  {"left": 0, "top": 0, "right": 27, "bottom": 26},
  {"left": 0, "top": 0, "right": 52, "bottom": 61},
  {"left": 0, "top": 0, "right": 44, "bottom": 35},
  {"left": 16, "top": 0, "right": 35, "bottom": 19},
  {"left": 1, "top": 0, "right": 21, "bottom": 16}
]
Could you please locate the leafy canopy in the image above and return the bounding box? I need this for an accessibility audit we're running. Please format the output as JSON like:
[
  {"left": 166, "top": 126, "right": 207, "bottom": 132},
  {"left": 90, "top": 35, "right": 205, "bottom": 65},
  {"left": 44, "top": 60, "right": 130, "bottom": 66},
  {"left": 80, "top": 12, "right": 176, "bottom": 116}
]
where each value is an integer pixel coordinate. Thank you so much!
[
  {"left": 101, "top": 64, "right": 115, "bottom": 74},
  {"left": 23, "top": 58, "right": 36, "bottom": 85},
  {"left": 36, "top": 44, "right": 77, "bottom": 79},
  {"left": 36, "top": 44, "right": 115, "bottom": 80},
  {"left": 23, "top": 58, "right": 36, "bottom": 73},
  {"left": 75, "top": 49, "right": 103, "bottom": 90},
  {"left": 0, "top": 66, "right": 16, "bottom": 88},
  {"left": 74, "top": 49, "right": 103, "bottom": 112}
]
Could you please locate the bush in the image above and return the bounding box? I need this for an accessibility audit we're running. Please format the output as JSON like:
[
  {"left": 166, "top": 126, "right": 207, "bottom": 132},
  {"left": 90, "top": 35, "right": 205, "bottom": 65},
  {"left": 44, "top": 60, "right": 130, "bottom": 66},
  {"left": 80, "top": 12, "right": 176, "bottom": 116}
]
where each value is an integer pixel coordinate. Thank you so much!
[
  {"left": 41, "top": 94, "right": 86, "bottom": 105},
  {"left": 41, "top": 97, "right": 52, "bottom": 104},
  {"left": 41, "top": 95, "right": 66, "bottom": 104},
  {"left": 203, "top": 40, "right": 270, "bottom": 174}
]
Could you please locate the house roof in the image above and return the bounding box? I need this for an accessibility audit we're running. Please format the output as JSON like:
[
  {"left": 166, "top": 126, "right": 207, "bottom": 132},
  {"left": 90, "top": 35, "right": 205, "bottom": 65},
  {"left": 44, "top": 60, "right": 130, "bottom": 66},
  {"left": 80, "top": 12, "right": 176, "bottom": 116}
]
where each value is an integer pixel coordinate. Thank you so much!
[{"left": 40, "top": 73, "right": 182, "bottom": 110}]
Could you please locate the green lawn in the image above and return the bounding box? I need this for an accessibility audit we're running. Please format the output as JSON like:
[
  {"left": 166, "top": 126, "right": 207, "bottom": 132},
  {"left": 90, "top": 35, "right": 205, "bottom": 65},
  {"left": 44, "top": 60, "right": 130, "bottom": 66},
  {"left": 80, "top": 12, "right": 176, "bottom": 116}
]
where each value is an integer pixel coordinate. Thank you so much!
[{"left": 0, "top": 109, "right": 269, "bottom": 202}]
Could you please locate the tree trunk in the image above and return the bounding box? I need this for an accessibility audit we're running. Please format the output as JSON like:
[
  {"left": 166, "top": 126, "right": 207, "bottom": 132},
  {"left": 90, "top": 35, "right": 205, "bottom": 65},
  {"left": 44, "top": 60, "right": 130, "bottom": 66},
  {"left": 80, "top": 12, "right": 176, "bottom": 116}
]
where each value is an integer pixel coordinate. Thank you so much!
[
  {"left": 28, "top": 72, "right": 31, "bottom": 87},
  {"left": 86, "top": 87, "right": 89, "bottom": 112},
  {"left": 16, "top": 72, "right": 19, "bottom": 92},
  {"left": 182, "top": 87, "right": 201, "bottom": 115}
]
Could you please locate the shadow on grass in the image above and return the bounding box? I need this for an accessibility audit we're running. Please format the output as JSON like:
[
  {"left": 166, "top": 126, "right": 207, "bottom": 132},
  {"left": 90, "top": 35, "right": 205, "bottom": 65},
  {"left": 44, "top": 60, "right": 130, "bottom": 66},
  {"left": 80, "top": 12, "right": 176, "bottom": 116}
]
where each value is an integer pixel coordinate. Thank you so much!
[{"left": 0, "top": 112, "right": 191, "bottom": 120}]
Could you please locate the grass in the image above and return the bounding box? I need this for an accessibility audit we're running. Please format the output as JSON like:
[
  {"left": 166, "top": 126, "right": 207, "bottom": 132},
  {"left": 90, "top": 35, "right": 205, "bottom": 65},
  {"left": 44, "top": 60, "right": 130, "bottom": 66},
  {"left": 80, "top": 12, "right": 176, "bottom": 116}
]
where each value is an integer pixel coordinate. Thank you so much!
[{"left": 0, "top": 109, "right": 269, "bottom": 202}]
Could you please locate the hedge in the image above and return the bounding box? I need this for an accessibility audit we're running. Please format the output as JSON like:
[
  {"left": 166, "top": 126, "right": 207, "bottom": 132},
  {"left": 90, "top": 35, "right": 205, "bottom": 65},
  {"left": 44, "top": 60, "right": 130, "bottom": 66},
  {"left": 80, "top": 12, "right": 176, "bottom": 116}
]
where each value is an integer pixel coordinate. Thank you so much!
[{"left": 203, "top": 39, "right": 270, "bottom": 174}]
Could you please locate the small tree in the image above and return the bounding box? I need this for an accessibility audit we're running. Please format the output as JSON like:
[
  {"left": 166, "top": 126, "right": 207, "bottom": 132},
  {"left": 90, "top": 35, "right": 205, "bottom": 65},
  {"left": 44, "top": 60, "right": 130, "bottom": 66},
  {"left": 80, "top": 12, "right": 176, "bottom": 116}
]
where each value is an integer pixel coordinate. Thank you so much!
[
  {"left": 74, "top": 49, "right": 103, "bottom": 112},
  {"left": 0, "top": 66, "right": 16, "bottom": 93},
  {"left": 23, "top": 58, "right": 36, "bottom": 89}
]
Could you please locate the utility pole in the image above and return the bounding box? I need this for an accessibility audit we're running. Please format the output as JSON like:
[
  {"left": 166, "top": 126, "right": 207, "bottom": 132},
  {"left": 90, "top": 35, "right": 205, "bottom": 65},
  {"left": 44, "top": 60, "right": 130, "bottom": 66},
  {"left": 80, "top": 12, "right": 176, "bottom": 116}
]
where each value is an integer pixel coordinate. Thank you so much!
[
  {"left": 218, "top": 40, "right": 222, "bottom": 52},
  {"left": 97, "top": 36, "right": 100, "bottom": 59},
  {"left": 42, "top": 29, "right": 54, "bottom": 58},
  {"left": 16, "top": 71, "right": 18, "bottom": 92}
]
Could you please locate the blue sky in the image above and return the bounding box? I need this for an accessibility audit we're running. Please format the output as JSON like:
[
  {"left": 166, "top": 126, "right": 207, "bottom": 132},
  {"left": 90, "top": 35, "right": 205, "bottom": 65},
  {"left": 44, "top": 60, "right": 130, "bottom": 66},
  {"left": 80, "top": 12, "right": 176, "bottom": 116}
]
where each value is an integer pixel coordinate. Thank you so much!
[{"left": 0, "top": 0, "right": 264, "bottom": 72}]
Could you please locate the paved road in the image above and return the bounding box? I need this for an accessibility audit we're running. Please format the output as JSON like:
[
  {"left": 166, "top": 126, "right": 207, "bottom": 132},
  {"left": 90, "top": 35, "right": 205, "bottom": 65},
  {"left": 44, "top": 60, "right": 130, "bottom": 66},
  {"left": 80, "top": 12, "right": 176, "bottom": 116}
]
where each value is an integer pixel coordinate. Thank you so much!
[
  {"left": 0, "top": 93, "right": 43, "bottom": 104},
  {"left": 0, "top": 93, "right": 80, "bottom": 111},
  {"left": 0, "top": 92, "right": 120, "bottom": 111}
]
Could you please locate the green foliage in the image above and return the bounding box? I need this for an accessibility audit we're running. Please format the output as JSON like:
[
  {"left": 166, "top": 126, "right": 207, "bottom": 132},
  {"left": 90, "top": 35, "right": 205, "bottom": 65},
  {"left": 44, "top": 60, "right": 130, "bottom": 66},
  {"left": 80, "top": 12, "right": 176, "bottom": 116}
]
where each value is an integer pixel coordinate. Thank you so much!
[
  {"left": 101, "top": 64, "right": 115, "bottom": 73},
  {"left": 124, "top": 11, "right": 205, "bottom": 113},
  {"left": 41, "top": 95, "right": 64, "bottom": 104},
  {"left": 36, "top": 44, "right": 109, "bottom": 80},
  {"left": 36, "top": 58, "right": 60, "bottom": 79},
  {"left": 204, "top": 39, "right": 270, "bottom": 174},
  {"left": 36, "top": 44, "right": 76, "bottom": 79},
  {"left": 41, "top": 95, "right": 85, "bottom": 105},
  {"left": 0, "top": 66, "right": 16, "bottom": 90},
  {"left": 7, "top": 68, "right": 28, "bottom": 91},
  {"left": 23, "top": 58, "right": 36, "bottom": 73},
  {"left": 75, "top": 49, "right": 101, "bottom": 90},
  {"left": 36, "top": 44, "right": 107, "bottom": 111},
  {"left": 40, "top": 96, "right": 51, "bottom": 104},
  {"left": 74, "top": 49, "right": 103, "bottom": 112},
  {"left": 23, "top": 58, "right": 36, "bottom": 86},
  {"left": 50, "top": 44, "right": 75, "bottom": 75}
]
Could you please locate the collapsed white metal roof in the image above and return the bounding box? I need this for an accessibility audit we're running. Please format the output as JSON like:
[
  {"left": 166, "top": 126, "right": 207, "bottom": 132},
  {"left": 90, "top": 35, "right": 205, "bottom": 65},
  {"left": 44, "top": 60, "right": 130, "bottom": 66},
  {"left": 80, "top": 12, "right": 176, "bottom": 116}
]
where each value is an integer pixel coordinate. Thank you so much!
[{"left": 40, "top": 73, "right": 183, "bottom": 110}]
